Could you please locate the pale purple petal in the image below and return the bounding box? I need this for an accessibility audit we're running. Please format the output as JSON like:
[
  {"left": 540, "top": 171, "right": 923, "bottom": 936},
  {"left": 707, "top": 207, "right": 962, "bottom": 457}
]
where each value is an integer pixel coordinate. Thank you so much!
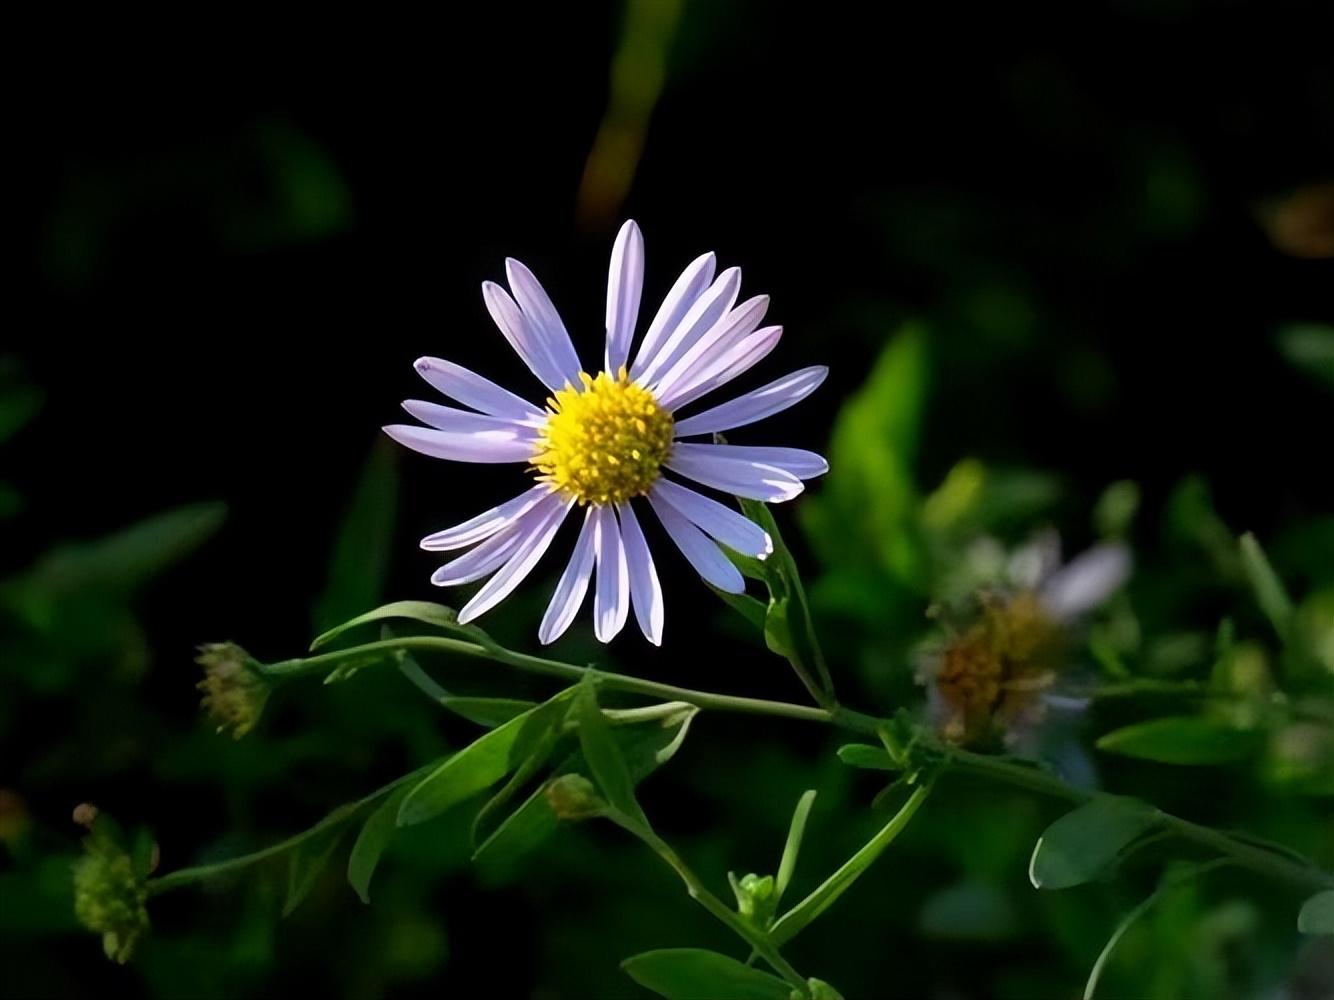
[
  {"left": 457, "top": 497, "right": 574, "bottom": 623},
  {"left": 650, "top": 480, "right": 772, "bottom": 558},
  {"left": 505, "top": 258, "right": 583, "bottom": 384},
  {"left": 617, "top": 502, "right": 664, "bottom": 645},
  {"left": 400, "top": 400, "right": 542, "bottom": 441},
  {"left": 672, "top": 367, "right": 829, "bottom": 437},
  {"left": 651, "top": 296, "right": 769, "bottom": 403},
  {"left": 657, "top": 325, "right": 782, "bottom": 410},
  {"left": 382, "top": 423, "right": 535, "bottom": 463},
  {"left": 593, "top": 505, "right": 630, "bottom": 642},
  {"left": 672, "top": 443, "right": 828, "bottom": 480},
  {"left": 412, "top": 357, "right": 544, "bottom": 422},
  {"left": 419, "top": 485, "right": 551, "bottom": 551},
  {"left": 636, "top": 267, "right": 741, "bottom": 387},
  {"left": 482, "top": 280, "right": 571, "bottom": 391},
  {"left": 604, "top": 220, "right": 645, "bottom": 374},
  {"left": 665, "top": 446, "right": 805, "bottom": 502},
  {"left": 431, "top": 493, "right": 563, "bottom": 585},
  {"left": 648, "top": 492, "right": 746, "bottom": 593},
  {"left": 538, "top": 506, "right": 598, "bottom": 644},
  {"left": 629, "top": 252, "right": 717, "bottom": 380},
  {"left": 1040, "top": 544, "right": 1132, "bottom": 622}
]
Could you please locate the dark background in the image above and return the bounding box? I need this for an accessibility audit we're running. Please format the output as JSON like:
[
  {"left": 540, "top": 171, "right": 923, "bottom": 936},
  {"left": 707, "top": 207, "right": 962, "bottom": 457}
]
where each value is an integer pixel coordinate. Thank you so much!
[{"left": 6, "top": 3, "right": 1334, "bottom": 997}]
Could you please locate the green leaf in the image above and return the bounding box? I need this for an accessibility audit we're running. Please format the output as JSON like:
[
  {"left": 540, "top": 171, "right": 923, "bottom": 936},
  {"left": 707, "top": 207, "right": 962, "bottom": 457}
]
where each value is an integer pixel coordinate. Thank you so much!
[
  {"left": 575, "top": 680, "right": 648, "bottom": 826},
  {"left": 397, "top": 694, "right": 569, "bottom": 827},
  {"left": 769, "top": 782, "right": 932, "bottom": 947},
  {"left": 311, "top": 599, "right": 482, "bottom": 651},
  {"left": 19, "top": 503, "right": 226, "bottom": 597},
  {"left": 1028, "top": 796, "right": 1159, "bottom": 890},
  {"left": 1278, "top": 323, "right": 1334, "bottom": 391},
  {"left": 775, "top": 790, "right": 816, "bottom": 905},
  {"left": 710, "top": 585, "right": 769, "bottom": 634},
  {"left": 473, "top": 707, "right": 696, "bottom": 877},
  {"left": 346, "top": 784, "right": 413, "bottom": 904},
  {"left": 1298, "top": 890, "right": 1334, "bottom": 935},
  {"left": 0, "top": 383, "right": 42, "bottom": 445},
  {"left": 312, "top": 440, "right": 399, "bottom": 633},
  {"left": 1238, "top": 532, "right": 1294, "bottom": 641},
  {"left": 621, "top": 949, "right": 792, "bottom": 1000},
  {"left": 440, "top": 697, "right": 539, "bottom": 728},
  {"left": 836, "top": 744, "right": 898, "bottom": 771},
  {"left": 1096, "top": 716, "right": 1262, "bottom": 765},
  {"left": 284, "top": 826, "right": 345, "bottom": 916}
]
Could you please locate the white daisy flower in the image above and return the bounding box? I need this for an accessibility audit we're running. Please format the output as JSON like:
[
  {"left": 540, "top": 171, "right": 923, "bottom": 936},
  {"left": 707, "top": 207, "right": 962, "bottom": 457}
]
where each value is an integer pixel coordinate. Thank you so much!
[{"left": 384, "top": 221, "right": 828, "bottom": 645}]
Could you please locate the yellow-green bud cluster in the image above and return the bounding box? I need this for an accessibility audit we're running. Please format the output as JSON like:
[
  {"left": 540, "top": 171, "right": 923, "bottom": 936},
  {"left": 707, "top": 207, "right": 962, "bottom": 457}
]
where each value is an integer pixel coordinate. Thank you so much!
[
  {"left": 196, "top": 642, "right": 270, "bottom": 738},
  {"left": 72, "top": 828, "right": 149, "bottom": 964}
]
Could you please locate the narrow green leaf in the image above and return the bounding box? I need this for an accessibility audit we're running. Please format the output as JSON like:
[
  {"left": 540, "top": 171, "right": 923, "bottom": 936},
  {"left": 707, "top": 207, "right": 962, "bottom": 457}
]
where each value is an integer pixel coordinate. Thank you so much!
[
  {"left": 311, "top": 600, "right": 481, "bottom": 651},
  {"left": 775, "top": 790, "right": 816, "bottom": 905},
  {"left": 1028, "top": 796, "right": 1159, "bottom": 890},
  {"left": 442, "top": 697, "right": 540, "bottom": 728},
  {"left": 836, "top": 744, "right": 898, "bottom": 771},
  {"left": 473, "top": 708, "right": 695, "bottom": 877},
  {"left": 471, "top": 715, "right": 563, "bottom": 848},
  {"left": 346, "top": 784, "right": 413, "bottom": 904},
  {"left": 1298, "top": 890, "right": 1334, "bottom": 935},
  {"left": 1278, "top": 323, "right": 1334, "bottom": 391},
  {"left": 397, "top": 694, "right": 569, "bottom": 827},
  {"left": 621, "top": 948, "right": 791, "bottom": 1000},
  {"left": 284, "top": 827, "right": 345, "bottom": 916},
  {"left": 575, "top": 681, "right": 647, "bottom": 826},
  {"left": 1238, "top": 532, "right": 1294, "bottom": 641},
  {"left": 710, "top": 585, "right": 769, "bottom": 634},
  {"left": 769, "top": 782, "right": 932, "bottom": 947},
  {"left": 1096, "top": 716, "right": 1261, "bottom": 765},
  {"left": 312, "top": 440, "right": 399, "bottom": 633}
]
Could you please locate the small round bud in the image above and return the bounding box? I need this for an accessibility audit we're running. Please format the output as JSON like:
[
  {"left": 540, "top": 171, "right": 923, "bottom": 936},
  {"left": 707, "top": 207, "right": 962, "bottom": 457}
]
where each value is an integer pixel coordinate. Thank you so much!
[
  {"left": 544, "top": 774, "right": 605, "bottom": 821},
  {"left": 72, "top": 803, "right": 100, "bottom": 829},
  {"left": 195, "top": 643, "right": 270, "bottom": 738},
  {"left": 731, "top": 872, "right": 776, "bottom": 924}
]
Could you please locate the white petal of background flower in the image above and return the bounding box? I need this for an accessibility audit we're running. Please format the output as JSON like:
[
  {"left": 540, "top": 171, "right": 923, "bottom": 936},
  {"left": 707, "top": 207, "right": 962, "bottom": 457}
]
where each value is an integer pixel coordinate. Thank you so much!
[
  {"left": 672, "top": 366, "right": 828, "bottom": 437},
  {"left": 413, "top": 357, "right": 545, "bottom": 421},
  {"left": 617, "top": 502, "right": 664, "bottom": 645},
  {"left": 630, "top": 251, "right": 717, "bottom": 379},
  {"left": 604, "top": 220, "right": 644, "bottom": 374},
  {"left": 648, "top": 492, "right": 746, "bottom": 594},
  {"left": 1040, "top": 544, "right": 1132, "bottom": 622},
  {"left": 539, "top": 508, "right": 599, "bottom": 645}
]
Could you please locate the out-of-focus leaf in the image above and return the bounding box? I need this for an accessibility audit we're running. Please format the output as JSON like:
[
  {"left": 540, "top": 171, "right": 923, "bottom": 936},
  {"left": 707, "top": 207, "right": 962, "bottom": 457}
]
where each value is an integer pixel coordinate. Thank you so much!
[
  {"left": 1238, "top": 532, "right": 1294, "bottom": 642},
  {"left": 0, "top": 482, "right": 21, "bottom": 519},
  {"left": 311, "top": 600, "right": 482, "bottom": 651},
  {"left": 440, "top": 697, "right": 539, "bottom": 728},
  {"left": 0, "top": 383, "right": 42, "bottom": 445},
  {"left": 919, "top": 881, "right": 1018, "bottom": 941},
  {"left": 1096, "top": 717, "right": 1262, "bottom": 765},
  {"left": 1298, "top": 890, "right": 1334, "bottom": 934},
  {"left": 1278, "top": 324, "right": 1334, "bottom": 391},
  {"left": 312, "top": 440, "right": 399, "bottom": 633},
  {"left": 621, "top": 949, "right": 791, "bottom": 1000},
  {"left": 397, "top": 693, "right": 569, "bottom": 827},
  {"left": 769, "top": 782, "right": 932, "bottom": 947},
  {"left": 1094, "top": 480, "right": 1140, "bottom": 540},
  {"left": 775, "top": 789, "right": 816, "bottom": 905},
  {"left": 575, "top": 680, "right": 647, "bottom": 826},
  {"left": 1029, "top": 796, "right": 1159, "bottom": 889},
  {"left": 16, "top": 503, "right": 226, "bottom": 598},
  {"left": 836, "top": 744, "right": 897, "bottom": 770}
]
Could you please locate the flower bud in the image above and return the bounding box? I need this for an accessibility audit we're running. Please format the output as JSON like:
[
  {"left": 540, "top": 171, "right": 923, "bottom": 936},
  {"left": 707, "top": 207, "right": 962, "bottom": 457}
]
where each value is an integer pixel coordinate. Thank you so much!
[
  {"left": 196, "top": 643, "right": 270, "bottom": 738},
  {"left": 72, "top": 817, "right": 149, "bottom": 964},
  {"left": 730, "top": 871, "right": 776, "bottom": 925},
  {"left": 803, "top": 978, "right": 846, "bottom": 1000},
  {"left": 544, "top": 774, "right": 606, "bottom": 821}
]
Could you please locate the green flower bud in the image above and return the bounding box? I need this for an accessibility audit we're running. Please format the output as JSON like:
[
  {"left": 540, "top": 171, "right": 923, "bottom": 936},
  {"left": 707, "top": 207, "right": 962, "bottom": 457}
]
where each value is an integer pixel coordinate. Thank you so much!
[
  {"left": 730, "top": 871, "right": 776, "bottom": 925},
  {"left": 802, "top": 978, "right": 846, "bottom": 1000},
  {"left": 72, "top": 818, "right": 150, "bottom": 964},
  {"left": 544, "top": 774, "right": 606, "bottom": 821},
  {"left": 196, "top": 643, "right": 270, "bottom": 738}
]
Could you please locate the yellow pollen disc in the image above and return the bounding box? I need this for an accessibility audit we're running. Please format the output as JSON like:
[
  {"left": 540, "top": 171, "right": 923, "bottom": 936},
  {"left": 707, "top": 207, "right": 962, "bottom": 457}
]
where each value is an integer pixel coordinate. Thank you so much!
[{"left": 532, "top": 368, "right": 674, "bottom": 506}]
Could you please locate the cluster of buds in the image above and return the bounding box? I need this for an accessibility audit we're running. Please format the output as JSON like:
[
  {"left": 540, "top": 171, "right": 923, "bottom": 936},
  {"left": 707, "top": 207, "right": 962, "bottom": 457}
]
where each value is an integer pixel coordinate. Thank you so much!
[
  {"left": 70, "top": 805, "right": 153, "bottom": 964},
  {"left": 195, "top": 642, "right": 270, "bottom": 738}
]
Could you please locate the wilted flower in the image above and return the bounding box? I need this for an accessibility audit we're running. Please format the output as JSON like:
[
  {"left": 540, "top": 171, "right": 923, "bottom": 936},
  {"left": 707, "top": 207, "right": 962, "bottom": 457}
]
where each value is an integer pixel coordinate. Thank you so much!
[
  {"left": 71, "top": 814, "right": 150, "bottom": 964},
  {"left": 920, "top": 534, "right": 1131, "bottom": 747},
  {"left": 384, "top": 221, "right": 828, "bottom": 644},
  {"left": 195, "top": 642, "right": 270, "bottom": 738}
]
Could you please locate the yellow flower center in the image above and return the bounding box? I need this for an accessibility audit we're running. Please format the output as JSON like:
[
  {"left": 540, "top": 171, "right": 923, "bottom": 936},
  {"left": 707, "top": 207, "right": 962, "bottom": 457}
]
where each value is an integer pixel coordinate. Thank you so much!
[{"left": 533, "top": 369, "right": 675, "bottom": 506}]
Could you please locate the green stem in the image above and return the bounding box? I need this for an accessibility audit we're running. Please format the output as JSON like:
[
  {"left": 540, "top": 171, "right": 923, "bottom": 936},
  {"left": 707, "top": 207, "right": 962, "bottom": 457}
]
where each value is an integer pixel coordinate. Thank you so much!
[{"left": 608, "top": 813, "right": 809, "bottom": 997}]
